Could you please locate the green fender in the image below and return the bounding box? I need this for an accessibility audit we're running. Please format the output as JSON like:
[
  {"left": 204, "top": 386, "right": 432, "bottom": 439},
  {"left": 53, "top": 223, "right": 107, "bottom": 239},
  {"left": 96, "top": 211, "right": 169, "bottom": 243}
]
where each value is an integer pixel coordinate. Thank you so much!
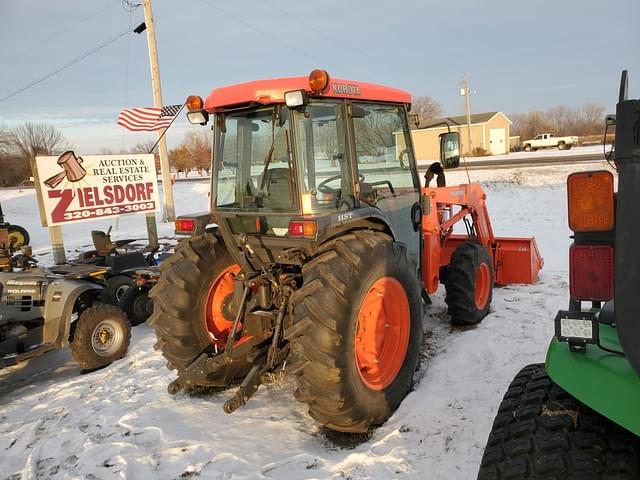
[{"left": 545, "top": 324, "right": 640, "bottom": 436}]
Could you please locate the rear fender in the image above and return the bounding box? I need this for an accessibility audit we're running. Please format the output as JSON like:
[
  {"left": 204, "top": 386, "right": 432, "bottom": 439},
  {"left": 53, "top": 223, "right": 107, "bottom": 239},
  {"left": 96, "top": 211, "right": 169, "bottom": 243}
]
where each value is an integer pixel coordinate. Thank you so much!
[{"left": 42, "top": 280, "right": 101, "bottom": 348}]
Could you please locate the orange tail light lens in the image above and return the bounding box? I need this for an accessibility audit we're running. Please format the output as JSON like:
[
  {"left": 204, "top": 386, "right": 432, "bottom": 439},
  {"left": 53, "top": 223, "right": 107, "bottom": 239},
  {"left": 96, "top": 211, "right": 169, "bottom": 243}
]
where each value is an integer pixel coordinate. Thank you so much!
[
  {"left": 567, "top": 170, "right": 614, "bottom": 232},
  {"left": 308, "top": 69, "right": 330, "bottom": 93}
]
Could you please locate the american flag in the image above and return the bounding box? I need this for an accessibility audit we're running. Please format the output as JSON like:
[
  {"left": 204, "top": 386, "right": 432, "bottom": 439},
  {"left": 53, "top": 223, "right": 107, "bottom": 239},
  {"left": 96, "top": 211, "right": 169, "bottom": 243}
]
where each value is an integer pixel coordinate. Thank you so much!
[{"left": 117, "top": 104, "right": 182, "bottom": 132}]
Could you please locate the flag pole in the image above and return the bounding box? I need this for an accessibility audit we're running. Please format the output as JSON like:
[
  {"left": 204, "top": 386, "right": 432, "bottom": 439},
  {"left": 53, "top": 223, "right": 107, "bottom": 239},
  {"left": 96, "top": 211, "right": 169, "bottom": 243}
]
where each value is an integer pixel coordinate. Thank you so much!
[
  {"left": 148, "top": 103, "right": 186, "bottom": 154},
  {"left": 142, "top": 0, "right": 175, "bottom": 225}
]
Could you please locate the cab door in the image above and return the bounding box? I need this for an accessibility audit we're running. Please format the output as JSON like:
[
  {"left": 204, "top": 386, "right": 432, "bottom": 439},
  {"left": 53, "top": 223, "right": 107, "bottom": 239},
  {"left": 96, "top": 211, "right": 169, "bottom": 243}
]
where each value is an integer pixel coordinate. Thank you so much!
[{"left": 349, "top": 102, "right": 422, "bottom": 269}]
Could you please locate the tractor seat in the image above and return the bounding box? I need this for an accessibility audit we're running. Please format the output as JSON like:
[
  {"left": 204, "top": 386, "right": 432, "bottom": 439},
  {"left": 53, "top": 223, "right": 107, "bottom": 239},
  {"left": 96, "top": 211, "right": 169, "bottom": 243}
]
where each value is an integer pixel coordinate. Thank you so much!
[{"left": 258, "top": 168, "right": 293, "bottom": 210}]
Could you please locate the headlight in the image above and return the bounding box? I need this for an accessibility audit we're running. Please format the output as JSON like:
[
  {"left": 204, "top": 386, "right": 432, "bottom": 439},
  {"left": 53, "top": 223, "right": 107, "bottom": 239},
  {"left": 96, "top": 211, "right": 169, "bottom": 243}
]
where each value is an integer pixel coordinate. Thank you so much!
[
  {"left": 284, "top": 90, "right": 308, "bottom": 108},
  {"left": 186, "top": 109, "right": 209, "bottom": 125}
]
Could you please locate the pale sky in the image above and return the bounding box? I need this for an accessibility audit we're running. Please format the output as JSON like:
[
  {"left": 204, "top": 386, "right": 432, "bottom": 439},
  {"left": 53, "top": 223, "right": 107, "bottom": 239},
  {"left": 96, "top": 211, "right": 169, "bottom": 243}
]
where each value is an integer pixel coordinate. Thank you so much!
[{"left": 1, "top": 0, "right": 638, "bottom": 153}]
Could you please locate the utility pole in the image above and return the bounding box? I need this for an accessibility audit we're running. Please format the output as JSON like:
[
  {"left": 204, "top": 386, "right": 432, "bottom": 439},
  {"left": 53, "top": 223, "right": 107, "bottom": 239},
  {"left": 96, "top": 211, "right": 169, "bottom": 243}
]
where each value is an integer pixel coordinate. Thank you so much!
[
  {"left": 142, "top": 0, "right": 175, "bottom": 227},
  {"left": 460, "top": 73, "right": 475, "bottom": 155}
]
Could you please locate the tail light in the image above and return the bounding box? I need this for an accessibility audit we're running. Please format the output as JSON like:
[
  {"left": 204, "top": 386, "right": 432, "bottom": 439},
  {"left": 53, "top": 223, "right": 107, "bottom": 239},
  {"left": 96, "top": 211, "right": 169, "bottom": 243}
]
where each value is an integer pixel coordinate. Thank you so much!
[
  {"left": 288, "top": 220, "right": 317, "bottom": 238},
  {"left": 566, "top": 170, "right": 615, "bottom": 304},
  {"left": 567, "top": 170, "right": 614, "bottom": 232},
  {"left": 569, "top": 244, "right": 614, "bottom": 301},
  {"left": 175, "top": 218, "right": 196, "bottom": 235}
]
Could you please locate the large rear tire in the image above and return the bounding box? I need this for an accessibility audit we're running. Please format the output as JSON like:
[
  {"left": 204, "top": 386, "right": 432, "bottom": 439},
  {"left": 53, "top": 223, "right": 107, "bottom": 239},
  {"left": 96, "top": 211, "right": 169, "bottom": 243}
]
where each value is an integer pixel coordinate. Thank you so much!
[
  {"left": 445, "top": 242, "right": 493, "bottom": 325},
  {"left": 478, "top": 364, "right": 640, "bottom": 479},
  {"left": 148, "top": 234, "right": 251, "bottom": 382},
  {"left": 287, "top": 231, "right": 423, "bottom": 433}
]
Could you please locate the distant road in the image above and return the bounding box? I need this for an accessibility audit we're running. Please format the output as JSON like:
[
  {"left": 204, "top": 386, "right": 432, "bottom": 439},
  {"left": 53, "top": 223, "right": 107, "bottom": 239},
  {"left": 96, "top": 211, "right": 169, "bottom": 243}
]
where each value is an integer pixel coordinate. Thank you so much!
[
  {"left": 455, "top": 151, "right": 607, "bottom": 170},
  {"left": 1, "top": 150, "right": 609, "bottom": 190}
]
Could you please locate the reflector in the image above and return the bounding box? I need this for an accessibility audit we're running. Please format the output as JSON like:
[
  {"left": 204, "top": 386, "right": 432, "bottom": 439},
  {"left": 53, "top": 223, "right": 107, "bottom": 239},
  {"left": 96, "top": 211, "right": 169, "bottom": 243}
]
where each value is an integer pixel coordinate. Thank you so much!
[
  {"left": 567, "top": 171, "right": 614, "bottom": 232},
  {"left": 175, "top": 218, "right": 196, "bottom": 233},
  {"left": 569, "top": 244, "right": 614, "bottom": 301}
]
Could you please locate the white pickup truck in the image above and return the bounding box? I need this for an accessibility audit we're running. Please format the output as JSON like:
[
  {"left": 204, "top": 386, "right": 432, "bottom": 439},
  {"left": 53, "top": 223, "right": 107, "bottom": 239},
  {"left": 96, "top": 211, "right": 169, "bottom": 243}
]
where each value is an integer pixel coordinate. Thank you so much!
[{"left": 522, "top": 133, "right": 578, "bottom": 151}]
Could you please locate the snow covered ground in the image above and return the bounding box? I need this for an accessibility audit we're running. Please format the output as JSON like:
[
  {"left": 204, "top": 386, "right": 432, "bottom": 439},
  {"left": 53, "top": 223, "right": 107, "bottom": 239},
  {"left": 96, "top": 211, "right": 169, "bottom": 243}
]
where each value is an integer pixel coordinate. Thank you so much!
[{"left": 0, "top": 162, "right": 615, "bottom": 479}]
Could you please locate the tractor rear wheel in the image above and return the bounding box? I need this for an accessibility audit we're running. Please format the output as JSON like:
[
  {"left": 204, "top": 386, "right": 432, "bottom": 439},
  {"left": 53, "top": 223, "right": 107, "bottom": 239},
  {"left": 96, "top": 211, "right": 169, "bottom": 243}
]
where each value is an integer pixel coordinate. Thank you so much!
[
  {"left": 148, "top": 234, "right": 251, "bottom": 381},
  {"left": 287, "top": 231, "right": 423, "bottom": 433},
  {"left": 445, "top": 241, "right": 493, "bottom": 325},
  {"left": 478, "top": 364, "right": 640, "bottom": 479}
]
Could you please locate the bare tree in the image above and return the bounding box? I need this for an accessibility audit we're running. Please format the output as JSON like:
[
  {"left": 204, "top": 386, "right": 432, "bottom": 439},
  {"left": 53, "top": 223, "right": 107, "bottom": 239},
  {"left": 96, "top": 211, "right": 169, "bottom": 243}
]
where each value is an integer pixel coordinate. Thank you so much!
[
  {"left": 11, "top": 122, "right": 69, "bottom": 158},
  {"left": 0, "top": 124, "right": 13, "bottom": 156},
  {"left": 412, "top": 96, "right": 443, "bottom": 120}
]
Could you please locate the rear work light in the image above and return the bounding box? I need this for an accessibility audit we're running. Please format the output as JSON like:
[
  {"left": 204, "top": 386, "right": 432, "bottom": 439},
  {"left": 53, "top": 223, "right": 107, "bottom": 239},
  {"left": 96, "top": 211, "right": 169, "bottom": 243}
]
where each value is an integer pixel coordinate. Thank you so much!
[
  {"left": 288, "top": 220, "right": 317, "bottom": 238},
  {"left": 567, "top": 170, "right": 614, "bottom": 232},
  {"left": 569, "top": 244, "right": 614, "bottom": 301},
  {"left": 555, "top": 310, "right": 598, "bottom": 351},
  {"left": 175, "top": 218, "right": 196, "bottom": 235}
]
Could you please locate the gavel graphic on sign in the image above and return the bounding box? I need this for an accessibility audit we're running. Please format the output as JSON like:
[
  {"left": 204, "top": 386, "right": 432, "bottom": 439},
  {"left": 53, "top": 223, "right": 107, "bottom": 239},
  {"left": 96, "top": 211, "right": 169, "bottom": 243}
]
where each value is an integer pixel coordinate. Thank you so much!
[{"left": 44, "top": 151, "right": 86, "bottom": 189}]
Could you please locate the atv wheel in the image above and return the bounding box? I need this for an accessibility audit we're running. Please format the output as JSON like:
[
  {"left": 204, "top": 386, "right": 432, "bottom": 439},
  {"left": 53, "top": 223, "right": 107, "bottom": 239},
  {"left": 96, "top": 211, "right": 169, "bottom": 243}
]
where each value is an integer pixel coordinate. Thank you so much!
[
  {"left": 7, "top": 224, "right": 29, "bottom": 249},
  {"left": 120, "top": 286, "right": 152, "bottom": 326},
  {"left": 287, "top": 231, "right": 422, "bottom": 433},
  {"left": 103, "top": 275, "right": 134, "bottom": 305},
  {"left": 445, "top": 241, "right": 493, "bottom": 325},
  {"left": 148, "top": 234, "right": 251, "bottom": 380},
  {"left": 70, "top": 303, "right": 131, "bottom": 370},
  {"left": 478, "top": 364, "right": 640, "bottom": 479}
]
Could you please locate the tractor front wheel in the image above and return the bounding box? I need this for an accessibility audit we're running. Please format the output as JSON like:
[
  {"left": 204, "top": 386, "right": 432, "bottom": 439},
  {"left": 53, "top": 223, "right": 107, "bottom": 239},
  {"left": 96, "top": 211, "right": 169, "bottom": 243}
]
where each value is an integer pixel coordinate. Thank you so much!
[
  {"left": 287, "top": 231, "right": 422, "bottom": 433},
  {"left": 445, "top": 242, "right": 493, "bottom": 325},
  {"left": 148, "top": 234, "right": 251, "bottom": 383},
  {"left": 478, "top": 364, "right": 640, "bottom": 479}
]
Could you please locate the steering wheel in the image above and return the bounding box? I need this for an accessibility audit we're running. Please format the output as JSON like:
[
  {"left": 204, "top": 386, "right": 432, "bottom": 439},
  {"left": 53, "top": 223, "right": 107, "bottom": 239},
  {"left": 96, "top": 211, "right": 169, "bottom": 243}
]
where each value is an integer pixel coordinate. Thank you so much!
[{"left": 317, "top": 173, "right": 365, "bottom": 193}]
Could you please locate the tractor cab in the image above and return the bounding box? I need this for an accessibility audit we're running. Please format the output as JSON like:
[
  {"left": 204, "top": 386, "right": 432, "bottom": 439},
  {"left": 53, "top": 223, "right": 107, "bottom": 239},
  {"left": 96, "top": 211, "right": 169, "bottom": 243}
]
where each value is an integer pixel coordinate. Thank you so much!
[{"left": 180, "top": 69, "right": 450, "bottom": 270}]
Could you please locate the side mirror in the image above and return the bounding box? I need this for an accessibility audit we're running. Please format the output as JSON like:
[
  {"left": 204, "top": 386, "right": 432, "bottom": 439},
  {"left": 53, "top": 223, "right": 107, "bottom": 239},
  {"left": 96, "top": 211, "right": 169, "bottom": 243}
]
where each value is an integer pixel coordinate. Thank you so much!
[{"left": 439, "top": 132, "right": 460, "bottom": 169}]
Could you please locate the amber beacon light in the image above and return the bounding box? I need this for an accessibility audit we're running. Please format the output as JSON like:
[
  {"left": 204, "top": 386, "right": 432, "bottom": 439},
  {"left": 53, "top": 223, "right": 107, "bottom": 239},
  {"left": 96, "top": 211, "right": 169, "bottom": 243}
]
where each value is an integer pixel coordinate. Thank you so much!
[{"left": 308, "top": 69, "right": 330, "bottom": 93}]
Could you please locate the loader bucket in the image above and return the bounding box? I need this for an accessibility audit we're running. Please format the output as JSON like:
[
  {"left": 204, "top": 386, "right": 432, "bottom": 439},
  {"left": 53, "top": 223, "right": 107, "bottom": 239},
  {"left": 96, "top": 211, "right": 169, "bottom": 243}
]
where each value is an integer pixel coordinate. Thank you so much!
[{"left": 493, "top": 237, "right": 543, "bottom": 285}]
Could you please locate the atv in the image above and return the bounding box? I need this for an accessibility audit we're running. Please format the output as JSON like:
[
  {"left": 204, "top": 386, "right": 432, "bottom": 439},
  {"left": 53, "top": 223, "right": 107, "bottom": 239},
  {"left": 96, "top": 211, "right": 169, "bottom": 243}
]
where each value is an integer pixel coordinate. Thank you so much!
[
  {"left": 119, "top": 267, "right": 158, "bottom": 326},
  {"left": 0, "top": 252, "right": 131, "bottom": 371},
  {"left": 73, "top": 227, "right": 160, "bottom": 305}
]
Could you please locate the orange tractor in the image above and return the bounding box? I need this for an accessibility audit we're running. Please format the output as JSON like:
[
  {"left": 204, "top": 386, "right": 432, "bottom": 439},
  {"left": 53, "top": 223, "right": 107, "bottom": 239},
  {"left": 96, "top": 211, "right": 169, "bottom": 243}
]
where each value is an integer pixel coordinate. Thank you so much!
[{"left": 148, "top": 70, "right": 542, "bottom": 432}]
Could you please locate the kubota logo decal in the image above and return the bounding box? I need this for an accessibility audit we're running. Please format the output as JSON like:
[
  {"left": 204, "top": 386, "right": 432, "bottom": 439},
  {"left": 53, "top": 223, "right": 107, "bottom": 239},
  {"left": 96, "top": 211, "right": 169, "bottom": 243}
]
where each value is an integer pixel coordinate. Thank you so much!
[{"left": 331, "top": 83, "right": 361, "bottom": 96}]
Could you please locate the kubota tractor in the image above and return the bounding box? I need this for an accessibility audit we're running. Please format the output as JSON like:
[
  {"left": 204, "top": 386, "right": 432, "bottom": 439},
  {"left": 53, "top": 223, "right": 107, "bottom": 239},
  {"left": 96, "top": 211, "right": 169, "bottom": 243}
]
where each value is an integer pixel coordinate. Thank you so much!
[
  {"left": 148, "top": 70, "right": 543, "bottom": 432},
  {"left": 478, "top": 71, "right": 640, "bottom": 478}
]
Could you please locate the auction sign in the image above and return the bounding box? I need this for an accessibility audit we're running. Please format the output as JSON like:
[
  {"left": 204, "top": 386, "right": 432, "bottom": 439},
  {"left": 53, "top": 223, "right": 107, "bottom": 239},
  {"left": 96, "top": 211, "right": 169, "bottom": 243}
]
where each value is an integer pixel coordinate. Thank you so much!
[{"left": 34, "top": 151, "right": 160, "bottom": 226}]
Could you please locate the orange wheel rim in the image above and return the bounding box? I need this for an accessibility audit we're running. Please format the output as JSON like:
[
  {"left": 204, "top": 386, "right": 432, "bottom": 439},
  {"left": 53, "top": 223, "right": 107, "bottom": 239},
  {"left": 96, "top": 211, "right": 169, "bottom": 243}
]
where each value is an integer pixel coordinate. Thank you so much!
[
  {"left": 474, "top": 263, "right": 491, "bottom": 309},
  {"left": 355, "top": 277, "right": 410, "bottom": 390},
  {"left": 204, "top": 264, "right": 241, "bottom": 348}
]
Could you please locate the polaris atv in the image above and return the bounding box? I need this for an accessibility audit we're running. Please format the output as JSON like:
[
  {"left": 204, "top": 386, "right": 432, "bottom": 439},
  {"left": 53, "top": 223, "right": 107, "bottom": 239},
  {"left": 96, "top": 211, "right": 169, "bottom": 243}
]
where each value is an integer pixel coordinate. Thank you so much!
[{"left": 0, "top": 253, "right": 131, "bottom": 371}]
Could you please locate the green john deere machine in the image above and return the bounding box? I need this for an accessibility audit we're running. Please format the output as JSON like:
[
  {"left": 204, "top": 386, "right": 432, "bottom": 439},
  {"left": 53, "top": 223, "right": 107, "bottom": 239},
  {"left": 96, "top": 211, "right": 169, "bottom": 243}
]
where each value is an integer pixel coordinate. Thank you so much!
[{"left": 478, "top": 71, "right": 640, "bottom": 478}]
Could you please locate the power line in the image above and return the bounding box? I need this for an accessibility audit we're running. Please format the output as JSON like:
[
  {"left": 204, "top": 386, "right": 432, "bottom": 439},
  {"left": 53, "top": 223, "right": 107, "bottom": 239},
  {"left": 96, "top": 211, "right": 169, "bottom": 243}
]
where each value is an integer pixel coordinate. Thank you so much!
[
  {"left": 11, "top": 0, "right": 119, "bottom": 60},
  {"left": 197, "top": 0, "right": 351, "bottom": 75},
  {"left": 0, "top": 28, "right": 132, "bottom": 104},
  {"left": 261, "top": 0, "right": 371, "bottom": 60}
]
